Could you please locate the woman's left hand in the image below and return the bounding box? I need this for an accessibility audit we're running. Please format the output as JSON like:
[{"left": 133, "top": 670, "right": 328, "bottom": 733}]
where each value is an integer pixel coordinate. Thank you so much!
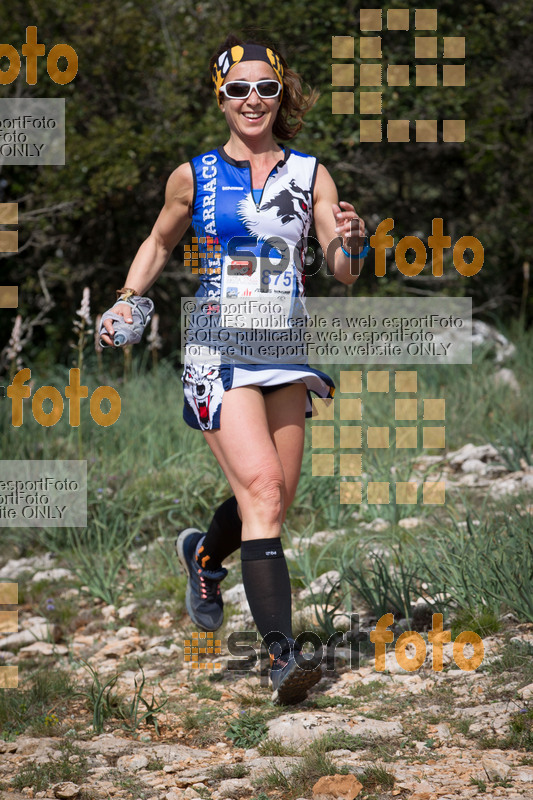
[{"left": 332, "top": 201, "right": 366, "bottom": 253}]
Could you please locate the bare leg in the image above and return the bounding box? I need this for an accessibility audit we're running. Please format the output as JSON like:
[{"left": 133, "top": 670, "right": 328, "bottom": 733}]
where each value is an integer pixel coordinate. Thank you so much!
[{"left": 202, "top": 383, "right": 307, "bottom": 540}]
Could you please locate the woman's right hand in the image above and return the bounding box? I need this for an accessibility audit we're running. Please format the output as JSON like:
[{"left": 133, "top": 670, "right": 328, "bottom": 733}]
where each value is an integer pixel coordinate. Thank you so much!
[{"left": 100, "top": 301, "right": 133, "bottom": 347}]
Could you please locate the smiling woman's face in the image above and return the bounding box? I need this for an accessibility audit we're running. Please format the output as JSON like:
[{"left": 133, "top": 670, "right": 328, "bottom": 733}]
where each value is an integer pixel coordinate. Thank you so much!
[{"left": 219, "top": 60, "right": 281, "bottom": 138}]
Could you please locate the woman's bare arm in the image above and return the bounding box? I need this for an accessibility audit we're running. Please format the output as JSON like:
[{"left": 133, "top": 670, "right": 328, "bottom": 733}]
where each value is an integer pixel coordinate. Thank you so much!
[
  {"left": 312, "top": 163, "right": 366, "bottom": 286},
  {"left": 101, "top": 162, "right": 194, "bottom": 344}
]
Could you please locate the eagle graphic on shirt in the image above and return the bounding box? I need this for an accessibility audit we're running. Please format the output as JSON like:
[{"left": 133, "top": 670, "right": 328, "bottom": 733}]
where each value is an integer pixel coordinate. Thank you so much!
[
  {"left": 236, "top": 179, "right": 311, "bottom": 233},
  {"left": 235, "top": 179, "right": 312, "bottom": 273}
]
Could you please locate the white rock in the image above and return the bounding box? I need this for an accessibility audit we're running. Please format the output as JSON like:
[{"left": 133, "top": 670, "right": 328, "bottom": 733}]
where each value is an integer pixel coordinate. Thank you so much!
[
  {"left": 515, "top": 767, "right": 533, "bottom": 782},
  {"left": 116, "top": 625, "right": 139, "bottom": 639},
  {"left": 117, "top": 602, "right": 137, "bottom": 620},
  {"left": 18, "top": 642, "right": 68, "bottom": 657},
  {"left": 101, "top": 604, "right": 116, "bottom": 621},
  {"left": 299, "top": 570, "right": 341, "bottom": 600},
  {"left": 224, "top": 611, "right": 255, "bottom": 632},
  {"left": 435, "top": 722, "right": 452, "bottom": 740},
  {"left": 461, "top": 458, "right": 488, "bottom": 474},
  {"left": 480, "top": 756, "right": 511, "bottom": 780},
  {"left": 518, "top": 682, "right": 533, "bottom": 700},
  {"left": 0, "top": 623, "right": 52, "bottom": 649},
  {"left": 267, "top": 711, "right": 401, "bottom": 744},
  {"left": 469, "top": 319, "right": 516, "bottom": 363},
  {"left": 0, "top": 552, "right": 56, "bottom": 580},
  {"left": 296, "top": 529, "right": 339, "bottom": 548},
  {"left": 494, "top": 367, "right": 520, "bottom": 393},
  {"left": 398, "top": 517, "right": 421, "bottom": 529},
  {"left": 116, "top": 753, "right": 149, "bottom": 771},
  {"left": 31, "top": 568, "right": 75, "bottom": 583},
  {"left": 521, "top": 474, "right": 533, "bottom": 491},
  {"left": 448, "top": 443, "right": 500, "bottom": 467},
  {"left": 360, "top": 517, "right": 390, "bottom": 531},
  {"left": 0, "top": 650, "right": 15, "bottom": 661},
  {"left": 216, "top": 778, "right": 253, "bottom": 798},
  {"left": 457, "top": 472, "right": 482, "bottom": 486},
  {"left": 491, "top": 479, "right": 521, "bottom": 497},
  {"left": 53, "top": 783, "right": 80, "bottom": 799},
  {"left": 222, "top": 583, "right": 249, "bottom": 613},
  {"left": 94, "top": 638, "right": 140, "bottom": 658}
]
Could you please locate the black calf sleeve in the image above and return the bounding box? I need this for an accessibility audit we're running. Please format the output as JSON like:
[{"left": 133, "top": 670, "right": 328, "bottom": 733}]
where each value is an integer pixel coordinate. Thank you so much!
[
  {"left": 196, "top": 495, "right": 242, "bottom": 569},
  {"left": 240, "top": 537, "right": 294, "bottom": 658}
]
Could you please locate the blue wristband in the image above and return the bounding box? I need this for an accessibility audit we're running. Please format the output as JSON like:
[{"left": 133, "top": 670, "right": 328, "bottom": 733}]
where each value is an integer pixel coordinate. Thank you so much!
[{"left": 341, "top": 237, "right": 370, "bottom": 259}]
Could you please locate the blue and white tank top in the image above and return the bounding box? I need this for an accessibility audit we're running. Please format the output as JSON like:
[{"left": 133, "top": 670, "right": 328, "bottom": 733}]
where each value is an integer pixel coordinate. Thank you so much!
[{"left": 189, "top": 144, "right": 319, "bottom": 306}]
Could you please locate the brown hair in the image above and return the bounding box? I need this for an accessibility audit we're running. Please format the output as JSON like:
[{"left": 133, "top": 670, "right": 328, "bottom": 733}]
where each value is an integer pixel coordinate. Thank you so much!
[{"left": 208, "top": 34, "right": 319, "bottom": 141}]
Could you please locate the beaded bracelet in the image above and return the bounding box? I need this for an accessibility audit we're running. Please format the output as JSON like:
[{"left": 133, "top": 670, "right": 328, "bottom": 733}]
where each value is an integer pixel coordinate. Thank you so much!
[{"left": 341, "top": 236, "right": 370, "bottom": 259}]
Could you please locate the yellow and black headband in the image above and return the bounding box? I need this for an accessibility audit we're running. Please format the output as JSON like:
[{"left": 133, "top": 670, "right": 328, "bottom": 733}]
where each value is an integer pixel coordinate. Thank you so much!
[{"left": 212, "top": 43, "right": 284, "bottom": 107}]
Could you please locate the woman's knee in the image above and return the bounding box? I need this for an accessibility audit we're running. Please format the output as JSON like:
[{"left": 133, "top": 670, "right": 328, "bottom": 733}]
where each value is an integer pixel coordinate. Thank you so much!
[{"left": 240, "top": 470, "right": 285, "bottom": 524}]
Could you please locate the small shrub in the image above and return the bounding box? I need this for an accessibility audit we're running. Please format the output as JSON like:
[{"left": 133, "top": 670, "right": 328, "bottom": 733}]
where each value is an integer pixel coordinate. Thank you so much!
[{"left": 225, "top": 711, "right": 268, "bottom": 748}]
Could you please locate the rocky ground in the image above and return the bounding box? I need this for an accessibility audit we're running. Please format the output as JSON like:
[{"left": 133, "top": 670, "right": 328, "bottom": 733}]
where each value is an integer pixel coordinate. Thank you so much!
[
  {"left": 0, "top": 616, "right": 532, "bottom": 800},
  {"left": 0, "top": 443, "right": 532, "bottom": 800}
]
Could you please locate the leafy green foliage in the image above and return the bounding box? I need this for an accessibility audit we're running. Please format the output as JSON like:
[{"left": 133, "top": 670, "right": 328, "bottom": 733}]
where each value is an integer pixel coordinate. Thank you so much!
[
  {"left": 225, "top": 711, "right": 269, "bottom": 748},
  {"left": 76, "top": 658, "right": 168, "bottom": 735}
]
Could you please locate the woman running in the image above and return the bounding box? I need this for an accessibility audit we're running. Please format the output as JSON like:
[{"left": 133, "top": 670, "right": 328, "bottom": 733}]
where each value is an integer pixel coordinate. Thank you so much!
[{"left": 101, "top": 34, "right": 367, "bottom": 704}]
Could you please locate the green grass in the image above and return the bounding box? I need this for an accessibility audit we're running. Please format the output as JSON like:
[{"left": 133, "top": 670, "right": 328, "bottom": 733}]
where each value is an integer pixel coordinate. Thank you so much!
[
  {"left": 483, "top": 639, "right": 533, "bottom": 694},
  {"left": 356, "top": 764, "right": 395, "bottom": 791},
  {"left": 450, "top": 608, "right": 502, "bottom": 639},
  {"left": 0, "top": 666, "right": 77, "bottom": 739},
  {"left": 10, "top": 740, "right": 89, "bottom": 791},
  {"left": 508, "top": 706, "right": 533, "bottom": 750},
  {"left": 254, "top": 728, "right": 398, "bottom": 800},
  {"left": 305, "top": 694, "right": 359, "bottom": 709},
  {"left": 256, "top": 736, "right": 300, "bottom": 756},
  {"left": 310, "top": 730, "right": 368, "bottom": 751},
  {"left": 209, "top": 763, "right": 250, "bottom": 779},
  {"left": 192, "top": 678, "right": 223, "bottom": 701},
  {"left": 349, "top": 680, "right": 386, "bottom": 699},
  {"left": 180, "top": 706, "right": 225, "bottom": 746}
]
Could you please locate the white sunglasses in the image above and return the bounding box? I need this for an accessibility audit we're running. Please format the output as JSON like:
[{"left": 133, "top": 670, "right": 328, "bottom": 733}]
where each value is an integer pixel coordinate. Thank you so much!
[{"left": 219, "top": 79, "right": 282, "bottom": 100}]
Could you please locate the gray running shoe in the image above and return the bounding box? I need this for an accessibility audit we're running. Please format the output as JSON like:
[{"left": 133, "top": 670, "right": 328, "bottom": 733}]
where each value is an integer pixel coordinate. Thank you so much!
[
  {"left": 175, "top": 528, "right": 228, "bottom": 632},
  {"left": 270, "top": 650, "right": 323, "bottom": 705}
]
